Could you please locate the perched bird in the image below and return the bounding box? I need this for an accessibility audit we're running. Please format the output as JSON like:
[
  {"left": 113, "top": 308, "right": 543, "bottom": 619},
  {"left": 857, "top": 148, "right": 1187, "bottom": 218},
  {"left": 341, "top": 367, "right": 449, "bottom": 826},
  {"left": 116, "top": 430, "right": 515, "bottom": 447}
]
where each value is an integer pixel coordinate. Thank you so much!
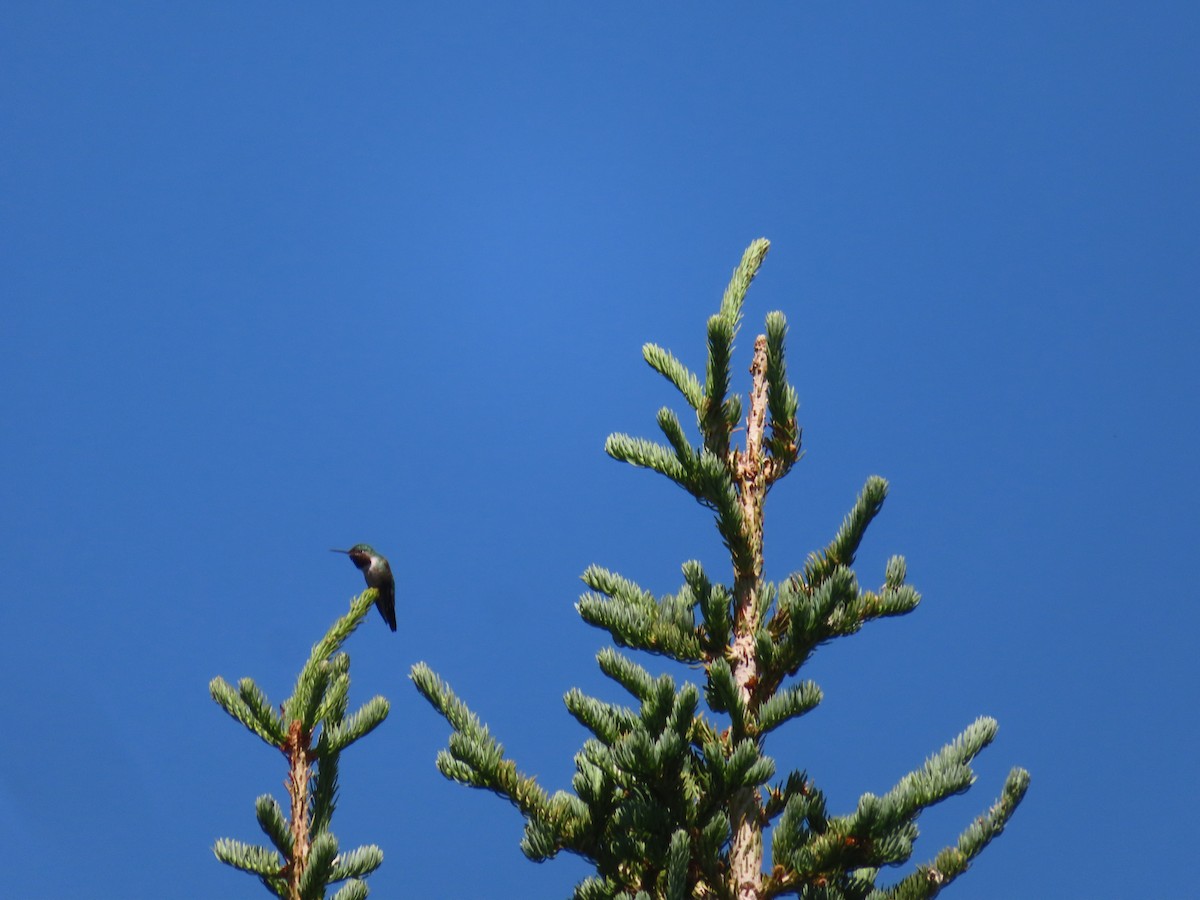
[{"left": 331, "top": 544, "right": 397, "bottom": 632}]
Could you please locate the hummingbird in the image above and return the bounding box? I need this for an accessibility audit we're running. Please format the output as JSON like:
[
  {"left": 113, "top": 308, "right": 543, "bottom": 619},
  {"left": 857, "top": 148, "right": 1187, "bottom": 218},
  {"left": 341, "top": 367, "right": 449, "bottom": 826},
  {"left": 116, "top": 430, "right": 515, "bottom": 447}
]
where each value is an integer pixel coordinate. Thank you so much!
[{"left": 331, "top": 544, "right": 397, "bottom": 632}]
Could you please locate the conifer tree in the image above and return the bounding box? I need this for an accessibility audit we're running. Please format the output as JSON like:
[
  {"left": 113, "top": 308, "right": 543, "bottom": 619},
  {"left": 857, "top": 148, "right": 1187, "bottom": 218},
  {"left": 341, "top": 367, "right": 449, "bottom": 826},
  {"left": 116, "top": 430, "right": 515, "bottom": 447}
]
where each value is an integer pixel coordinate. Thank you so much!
[
  {"left": 211, "top": 589, "right": 389, "bottom": 900},
  {"left": 412, "top": 239, "right": 1029, "bottom": 899}
]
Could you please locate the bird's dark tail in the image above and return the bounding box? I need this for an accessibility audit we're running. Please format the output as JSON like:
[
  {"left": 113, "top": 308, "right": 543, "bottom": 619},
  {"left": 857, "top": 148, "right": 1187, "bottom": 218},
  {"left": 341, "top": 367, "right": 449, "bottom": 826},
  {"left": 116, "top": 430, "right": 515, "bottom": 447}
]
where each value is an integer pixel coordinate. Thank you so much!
[{"left": 378, "top": 592, "right": 398, "bottom": 632}]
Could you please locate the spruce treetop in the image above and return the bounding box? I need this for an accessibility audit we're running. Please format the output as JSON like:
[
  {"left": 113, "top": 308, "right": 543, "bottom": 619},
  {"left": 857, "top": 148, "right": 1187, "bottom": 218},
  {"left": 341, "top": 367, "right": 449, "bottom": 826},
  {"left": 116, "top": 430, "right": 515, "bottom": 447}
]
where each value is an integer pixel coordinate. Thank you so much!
[{"left": 413, "top": 239, "right": 1028, "bottom": 899}]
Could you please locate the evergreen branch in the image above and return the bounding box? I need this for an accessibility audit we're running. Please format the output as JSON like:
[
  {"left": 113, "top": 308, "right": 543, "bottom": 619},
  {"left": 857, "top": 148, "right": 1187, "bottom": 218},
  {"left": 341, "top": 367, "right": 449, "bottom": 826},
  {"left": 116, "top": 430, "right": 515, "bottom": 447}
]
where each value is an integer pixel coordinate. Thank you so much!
[
  {"left": 310, "top": 735, "right": 339, "bottom": 837},
  {"left": 307, "top": 590, "right": 376, "bottom": 668},
  {"left": 704, "top": 237, "right": 769, "bottom": 463},
  {"left": 521, "top": 790, "right": 592, "bottom": 861},
  {"left": 289, "top": 660, "right": 332, "bottom": 734},
  {"left": 213, "top": 587, "right": 386, "bottom": 899},
  {"left": 725, "top": 739, "right": 774, "bottom": 791},
  {"left": 605, "top": 425, "right": 748, "bottom": 577},
  {"left": 768, "top": 557, "right": 921, "bottom": 686},
  {"left": 743, "top": 755, "right": 778, "bottom": 793},
  {"left": 605, "top": 433, "right": 689, "bottom": 485},
  {"left": 693, "top": 448, "right": 740, "bottom": 513},
  {"left": 690, "top": 714, "right": 720, "bottom": 756},
  {"left": 574, "top": 876, "right": 614, "bottom": 900},
  {"left": 684, "top": 560, "right": 731, "bottom": 654},
  {"left": 582, "top": 565, "right": 657, "bottom": 609},
  {"left": 874, "top": 585, "right": 921, "bottom": 619},
  {"left": 665, "top": 829, "right": 692, "bottom": 900},
  {"left": 325, "top": 696, "right": 390, "bottom": 754},
  {"left": 846, "top": 869, "right": 882, "bottom": 898},
  {"left": 719, "top": 237, "right": 770, "bottom": 327},
  {"left": 330, "top": 881, "right": 369, "bottom": 900},
  {"left": 769, "top": 574, "right": 804, "bottom": 631},
  {"left": 314, "top": 670, "right": 350, "bottom": 732},
  {"left": 769, "top": 785, "right": 828, "bottom": 864},
  {"left": 239, "top": 678, "right": 288, "bottom": 745},
  {"left": 519, "top": 809, "right": 566, "bottom": 862},
  {"left": 802, "top": 477, "right": 888, "bottom": 590},
  {"left": 214, "top": 837, "right": 284, "bottom": 876},
  {"left": 697, "top": 810, "right": 731, "bottom": 865},
  {"left": 410, "top": 663, "right": 552, "bottom": 820},
  {"left": 565, "top": 688, "right": 639, "bottom": 744},
  {"left": 930, "top": 717, "right": 998, "bottom": 771},
  {"left": 791, "top": 717, "right": 1005, "bottom": 881},
  {"left": 755, "top": 582, "right": 776, "bottom": 630},
  {"left": 285, "top": 591, "right": 374, "bottom": 728},
  {"left": 723, "top": 394, "right": 743, "bottom": 432},
  {"left": 875, "top": 767, "right": 1030, "bottom": 900},
  {"left": 876, "top": 556, "right": 922, "bottom": 619},
  {"left": 574, "top": 591, "right": 655, "bottom": 655},
  {"left": 329, "top": 844, "right": 384, "bottom": 882},
  {"left": 693, "top": 449, "right": 752, "bottom": 571},
  {"left": 952, "top": 766, "right": 1030, "bottom": 864},
  {"left": 850, "top": 717, "right": 998, "bottom": 834},
  {"left": 763, "top": 771, "right": 821, "bottom": 825},
  {"left": 777, "top": 815, "right": 919, "bottom": 889},
  {"left": 578, "top": 566, "right": 704, "bottom": 662},
  {"left": 298, "top": 831, "right": 338, "bottom": 900},
  {"left": 763, "top": 310, "right": 801, "bottom": 480},
  {"left": 704, "top": 658, "right": 746, "bottom": 734},
  {"left": 705, "top": 739, "right": 772, "bottom": 796},
  {"left": 644, "top": 343, "right": 703, "bottom": 410},
  {"left": 572, "top": 747, "right": 613, "bottom": 808},
  {"left": 610, "top": 729, "right": 656, "bottom": 779},
  {"left": 753, "top": 625, "right": 780, "bottom": 675},
  {"left": 255, "top": 795, "right": 294, "bottom": 857},
  {"left": 651, "top": 724, "right": 686, "bottom": 777},
  {"left": 666, "top": 684, "right": 701, "bottom": 746},
  {"left": 210, "top": 677, "right": 284, "bottom": 749},
  {"left": 774, "top": 566, "right": 860, "bottom": 674},
  {"left": 405, "top": 239, "right": 1028, "bottom": 897},
  {"left": 312, "top": 652, "right": 350, "bottom": 724},
  {"left": 596, "top": 647, "right": 656, "bottom": 702},
  {"left": 754, "top": 680, "right": 822, "bottom": 737},
  {"left": 657, "top": 407, "right": 697, "bottom": 473},
  {"left": 433, "top": 752, "right": 475, "bottom": 784},
  {"left": 641, "top": 673, "right": 681, "bottom": 738},
  {"left": 701, "top": 314, "right": 735, "bottom": 458}
]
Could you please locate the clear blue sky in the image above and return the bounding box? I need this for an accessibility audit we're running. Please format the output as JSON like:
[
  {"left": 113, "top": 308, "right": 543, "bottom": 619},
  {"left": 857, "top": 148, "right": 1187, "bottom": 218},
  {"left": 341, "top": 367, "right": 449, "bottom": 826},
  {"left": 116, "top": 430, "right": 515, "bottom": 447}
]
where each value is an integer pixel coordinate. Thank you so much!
[{"left": 2, "top": 4, "right": 1196, "bottom": 898}]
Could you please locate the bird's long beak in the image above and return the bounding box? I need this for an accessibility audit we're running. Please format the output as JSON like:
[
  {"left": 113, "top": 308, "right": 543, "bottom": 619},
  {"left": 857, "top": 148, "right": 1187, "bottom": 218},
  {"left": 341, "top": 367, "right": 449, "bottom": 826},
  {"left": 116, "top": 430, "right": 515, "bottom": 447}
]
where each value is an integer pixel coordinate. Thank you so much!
[{"left": 330, "top": 548, "right": 350, "bottom": 554}]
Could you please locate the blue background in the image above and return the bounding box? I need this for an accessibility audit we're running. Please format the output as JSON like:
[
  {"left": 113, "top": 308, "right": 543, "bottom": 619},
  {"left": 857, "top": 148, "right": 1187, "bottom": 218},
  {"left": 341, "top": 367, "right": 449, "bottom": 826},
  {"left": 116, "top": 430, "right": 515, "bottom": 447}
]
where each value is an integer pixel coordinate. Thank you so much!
[{"left": 2, "top": 4, "right": 1196, "bottom": 897}]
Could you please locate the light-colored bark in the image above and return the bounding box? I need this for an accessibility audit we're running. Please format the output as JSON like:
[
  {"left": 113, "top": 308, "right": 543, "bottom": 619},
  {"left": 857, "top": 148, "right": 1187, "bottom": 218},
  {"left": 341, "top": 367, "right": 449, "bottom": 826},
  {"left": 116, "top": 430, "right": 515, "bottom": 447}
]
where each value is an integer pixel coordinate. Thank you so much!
[
  {"left": 284, "top": 720, "right": 312, "bottom": 900},
  {"left": 729, "top": 334, "right": 770, "bottom": 900}
]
